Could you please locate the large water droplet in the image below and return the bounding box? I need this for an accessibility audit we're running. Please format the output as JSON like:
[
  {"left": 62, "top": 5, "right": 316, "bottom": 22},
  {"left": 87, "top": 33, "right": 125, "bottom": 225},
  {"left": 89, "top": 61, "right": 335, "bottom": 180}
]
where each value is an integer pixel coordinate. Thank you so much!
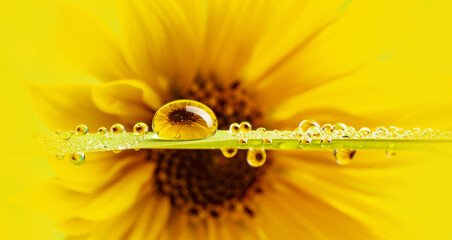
[
  {"left": 333, "top": 149, "right": 356, "bottom": 165},
  {"left": 152, "top": 100, "right": 218, "bottom": 140},
  {"left": 247, "top": 148, "right": 266, "bottom": 167}
]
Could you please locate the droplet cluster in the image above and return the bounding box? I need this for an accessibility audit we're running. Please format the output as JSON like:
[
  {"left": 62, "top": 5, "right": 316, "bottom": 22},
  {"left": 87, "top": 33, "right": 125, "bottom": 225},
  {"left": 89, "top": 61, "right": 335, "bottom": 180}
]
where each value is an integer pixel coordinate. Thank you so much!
[
  {"left": 48, "top": 122, "right": 150, "bottom": 165},
  {"left": 228, "top": 120, "right": 452, "bottom": 141}
]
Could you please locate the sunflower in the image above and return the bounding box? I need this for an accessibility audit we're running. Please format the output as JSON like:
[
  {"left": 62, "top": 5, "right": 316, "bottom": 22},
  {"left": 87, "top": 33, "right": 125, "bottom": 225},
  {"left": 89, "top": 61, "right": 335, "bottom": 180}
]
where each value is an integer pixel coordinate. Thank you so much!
[{"left": 16, "top": 0, "right": 452, "bottom": 239}]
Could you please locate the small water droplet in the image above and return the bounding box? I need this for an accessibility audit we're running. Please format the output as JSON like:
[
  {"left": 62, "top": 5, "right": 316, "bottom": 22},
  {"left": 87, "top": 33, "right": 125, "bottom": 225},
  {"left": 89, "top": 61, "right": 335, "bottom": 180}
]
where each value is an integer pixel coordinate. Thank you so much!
[
  {"left": 133, "top": 122, "right": 149, "bottom": 135},
  {"left": 333, "top": 149, "right": 356, "bottom": 165},
  {"left": 152, "top": 100, "right": 217, "bottom": 140},
  {"left": 111, "top": 123, "right": 126, "bottom": 134},
  {"left": 221, "top": 147, "right": 238, "bottom": 158},
  {"left": 238, "top": 138, "right": 248, "bottom": 144},
  {"left": 239, "top": 121, "right": 252, "bottom": 132},
  {"left": 70, "top": 152, "right": 85, "bottom": 165},
  {"left": 299, "top": 119, "right": 320, "bottom": 131},
  {"left": 256, "top": 127, "right": 266, "bottom": 132},
  {"left": 322, "top": 124, "right": 334, "bottom": 133},
  {"left": 247, "top": 148, "right": 266, "bottom": 167},
  {"left": 55, "top": 153, "right": 65, "bottom": 160},
  {"left": 60, "top": 132, "right": 71, "bottom": 141},
  {"left": 321, "top": 138, "right": 332, "bottom": 143},
  {"left": 385, "top": 151, "right": 396, "bottom": 158},
  {"left": 359, "top": 127, "right": 371, "bottom": 136},
  {"left": 54, "top": 129, "right": 62, "bottom": 135},
  {"left": 134, "top": 148, "right": 140, "bottom": 151},
  {"left": 229, "top": 123, "right": 240, "bottom": 133},
  {"left": 113, "top": 149, "right": 122, "bottom": 154},
  {"left": 334, "top": 123, "right": 347, "bottom": 131},
  {"left": 306, "top": 126, "right": 323, "bottom": 138},
  {"left": 76, "top": 124, "right": 89, "bottom": 134},
  {"left": 98, "top": 127, "right": 107, "bottom": 134},
  {"left": 262, "top": 138, "right": 272, "bottom": 144}
]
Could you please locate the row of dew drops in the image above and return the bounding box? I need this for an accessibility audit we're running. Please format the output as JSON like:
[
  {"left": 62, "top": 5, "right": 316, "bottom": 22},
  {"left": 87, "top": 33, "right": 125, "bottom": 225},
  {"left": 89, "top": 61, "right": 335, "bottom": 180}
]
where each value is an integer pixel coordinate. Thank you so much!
[
  {"left": 227, "top": 119, "right": 452, "bottom": 165},
  {"left": 54, "top": 122, "right": 268, "bottom": 168},
  {"left": 53, "top": 119, "right": 451, "bottom": 167},
  {"left": 54, "top": 122, "right": 149, "bottom": 166}
]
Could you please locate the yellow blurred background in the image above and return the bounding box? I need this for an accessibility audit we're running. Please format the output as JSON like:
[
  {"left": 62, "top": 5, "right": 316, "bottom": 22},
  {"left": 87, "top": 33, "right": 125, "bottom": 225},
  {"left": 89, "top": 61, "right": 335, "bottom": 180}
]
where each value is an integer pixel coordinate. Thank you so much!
[{"left": 1, "top": 0, "right": 452, "bottom": 239}]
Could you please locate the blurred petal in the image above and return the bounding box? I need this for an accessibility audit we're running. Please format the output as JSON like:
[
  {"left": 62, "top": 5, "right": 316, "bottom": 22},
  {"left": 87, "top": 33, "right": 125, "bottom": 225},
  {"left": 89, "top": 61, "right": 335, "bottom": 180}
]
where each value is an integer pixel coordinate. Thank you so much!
[
  {"left": 14, "top": 152, "right": 155, "bottom": 222},
  {"left": 264, "top": 150, "right": 452, "bottom": 239},
  {"left": 199, "top": 0, "right": 273, "bottom": 86},
  {"left": 58, "top": 0, "right": 134, "bottom": 81},
  {"left": 267, "top": 63, "right": 452, "bottom": 129},
  {"left": 26, "top": 81, "right": 112, "bottom": 130},
  {"left": 26, "top": 80, "right": 159, "bottom": 131},
  {"left": 117, "top": 0, "right": 201, "bottom": 96},
  {"left": 244, "top": 0, "right": 415, "bottom": 110},
  {"left": 91, "top": 79, "right": 161, "bottom": 126}
]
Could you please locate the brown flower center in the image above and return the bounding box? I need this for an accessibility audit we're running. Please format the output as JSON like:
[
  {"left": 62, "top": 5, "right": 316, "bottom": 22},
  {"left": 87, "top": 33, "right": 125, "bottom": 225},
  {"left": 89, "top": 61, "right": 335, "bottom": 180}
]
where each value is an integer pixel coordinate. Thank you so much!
[{"left": 150, "top": 79, "right": 270, "bottom": 219}]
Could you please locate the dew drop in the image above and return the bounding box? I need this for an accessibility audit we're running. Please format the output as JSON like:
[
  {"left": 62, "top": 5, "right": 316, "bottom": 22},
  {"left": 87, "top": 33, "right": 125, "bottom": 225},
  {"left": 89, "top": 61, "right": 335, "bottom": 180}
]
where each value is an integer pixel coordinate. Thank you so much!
[
  {"left": 359, "top": 127, "right": 371, "bottom": 136},
  {"left": 306, "top": 126, "right": 323, "bottom": 138},
  {"left": 247, "top": 148, "right": 266, "bottom": 167},
  {"left": 133, "top": 122, "right": 149, "bottom": 135},
  {"left": 54, "top": 129, "right": 62, "bottom": 135},
  {"left": 98, "top": 127, "right": 107, "bottom": 134},
  {"left": 69, "top": 130, "right": 75, "bottom": 135},
  {"left": 60, "top": 132, "right": 71, "bottom": 141},
  {"left": 256, "top": 127, "right": 266, "bottom": 132},
  {"left": 322, "top": 124, "right": 334, "bottom": 133},
  {"left": 229, "top": 123, "right": 240, "bottom": 133},
  {"left": 111, "top": 123, "right": 126, "bottom": 134},
  {"left": 239, "top": 121, "right": 252, "bottom": 132},
  {"left": 152, "top": 100, "right": 218, "bottom": 140},
  {"left": 238, "top": 138, "right": 248, "bottom": 144},
  {"left": 333, "top": 149, "right": 356, "bottom": 165},
  {"left": 299, "top": 119, "right": 320, "bottom": 131},
  {"left": 113, "top": 149, "right": 122, "bottom": 154},
  {"left": 334, "top": 123, "right": 347, "bottom": 131},
  {"left": 221, "top": 147, "right": 238, "bottom": 158},
  {"left": 262, "top": 138, "right": 272, "bottom": 144},
  {"left": 70, "top": 152, "right": 85, "bottom": 165},
  {"left": 76, "top": 124, "right": 89, "bottom": 134},
  {"left": 55, "top": 153, "right": 65, "bottom": 160},
  {"left": 385, "top": 151, "right": 396, "bottom": 158},
  {"left": 321, "top": 138, "right": 332, "bottom": 143}
]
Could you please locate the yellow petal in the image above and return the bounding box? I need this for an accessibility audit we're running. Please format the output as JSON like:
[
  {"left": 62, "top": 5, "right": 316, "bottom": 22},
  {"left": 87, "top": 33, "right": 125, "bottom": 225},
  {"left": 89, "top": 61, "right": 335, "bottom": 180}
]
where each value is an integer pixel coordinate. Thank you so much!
[
  {"left": 14, "top": 153, "right": 154, "bottom": 222},
  {"left": 26, "top": 80, "right": 158, "bottom": 131},
  {"left": 267, "top": 63, "right": 452, "bottom": 129},
  {"left": 48, "top": 151, "right": 149, "bottom": 194},
  {"left": 26, "top": 81, "right": 112, "bottom": 130},
  {"left": 199, "top": 0, "right": 274, "bottom": 86},
  {"left": 58, "top": 0, "right": 134, "bottom": 81},
  {"left": 117, "top": 0, "right": 201, "bottom": 96},
  {"left": 91, "top": 79, "right": 161, "bottom": 127},
  {"left": 244, "top": 1, "right": 415, "bottom": 110},
  {"left": 265, "top": 150, "right": 452, "bottom": 239}
]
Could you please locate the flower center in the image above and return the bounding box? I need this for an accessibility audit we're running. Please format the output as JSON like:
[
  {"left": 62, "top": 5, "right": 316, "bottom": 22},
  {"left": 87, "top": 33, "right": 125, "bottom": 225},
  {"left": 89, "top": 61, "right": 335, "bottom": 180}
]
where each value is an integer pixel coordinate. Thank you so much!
[
  {"left": 167, "top": 108, "right": 198, "bottom": 125},
  {"left": 150, "top": 79, "right": 270, "bottom": 219}
]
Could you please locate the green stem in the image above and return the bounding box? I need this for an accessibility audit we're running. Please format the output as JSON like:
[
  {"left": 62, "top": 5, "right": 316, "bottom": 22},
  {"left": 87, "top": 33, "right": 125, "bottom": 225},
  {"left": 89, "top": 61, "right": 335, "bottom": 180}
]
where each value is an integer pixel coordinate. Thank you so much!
[{"left": 35, "top": 130, "right": 452, "bottom": 155}]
